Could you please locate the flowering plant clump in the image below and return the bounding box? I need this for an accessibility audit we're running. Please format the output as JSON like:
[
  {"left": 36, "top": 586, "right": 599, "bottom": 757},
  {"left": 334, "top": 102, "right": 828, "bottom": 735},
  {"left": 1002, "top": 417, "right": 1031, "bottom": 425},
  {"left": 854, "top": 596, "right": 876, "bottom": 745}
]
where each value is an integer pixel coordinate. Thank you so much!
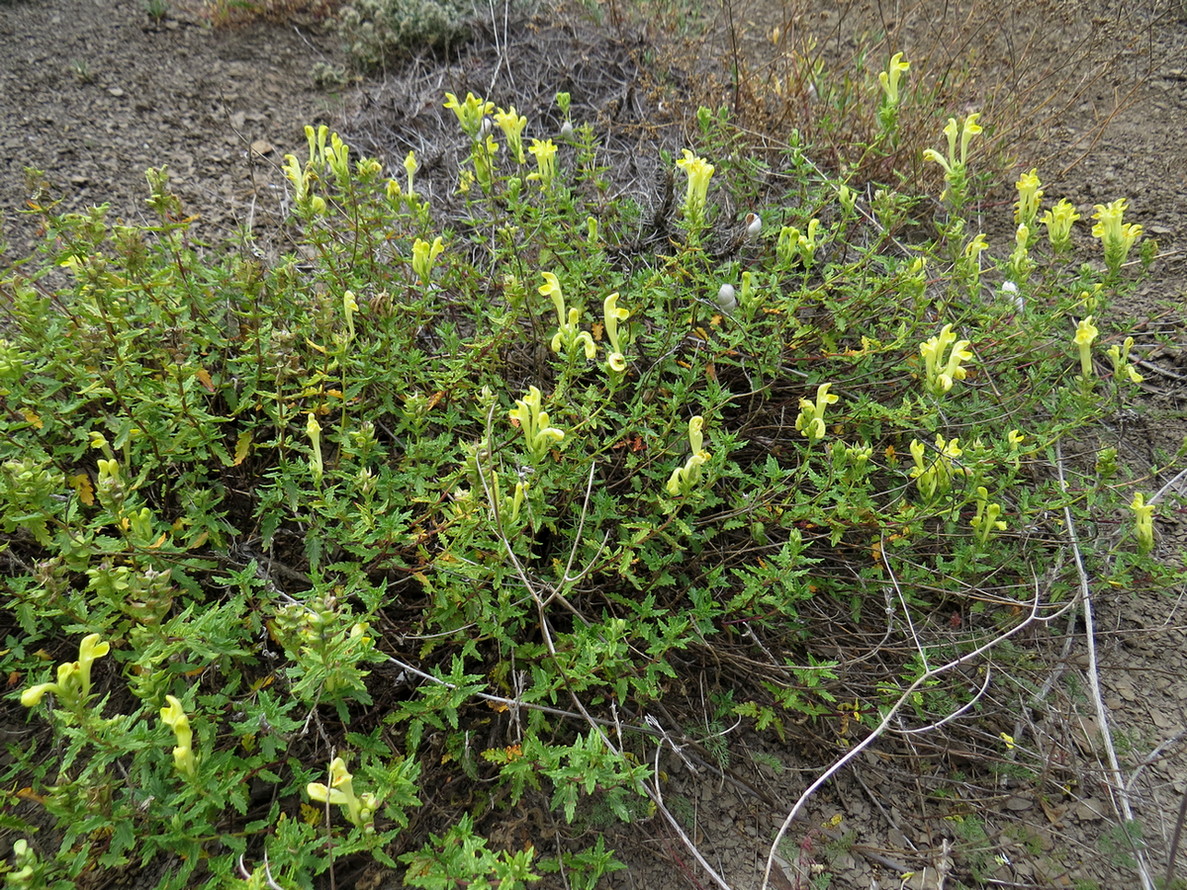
[{"left": 0, "top": 81, "right": 1168, "bottom": 890}]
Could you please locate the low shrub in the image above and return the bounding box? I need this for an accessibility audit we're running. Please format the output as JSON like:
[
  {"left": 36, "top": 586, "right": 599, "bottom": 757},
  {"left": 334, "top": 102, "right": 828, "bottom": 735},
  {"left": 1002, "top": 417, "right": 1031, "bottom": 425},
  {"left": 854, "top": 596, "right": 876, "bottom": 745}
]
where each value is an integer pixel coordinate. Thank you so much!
[
  {"left": 337, "top": 0, "right": 482, "bottom": 68},
  {"left": 0, "top": 66, "right": 1168, "bottom": 888}
]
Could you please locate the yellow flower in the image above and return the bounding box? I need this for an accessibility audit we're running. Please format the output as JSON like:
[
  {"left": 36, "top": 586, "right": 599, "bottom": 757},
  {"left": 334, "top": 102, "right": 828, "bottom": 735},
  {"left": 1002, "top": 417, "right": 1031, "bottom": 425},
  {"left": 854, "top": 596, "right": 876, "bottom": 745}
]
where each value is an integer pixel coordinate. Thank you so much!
[
  {"left": 403, "top": 150, "right": 418, "bottom": 195},
  {"left": 539, "top": 272, "right": 566, "bottom": 325},
  {"left": 795, "top": 383, "right": 840, "bottom": 442},
  {"left": 688, "top": 415, "right": 706, "bottom": 456},
  {"left": 21, "top": 633, "right": 110, "bottom": 709},
  {"left": 920, "top": 324, "right": 973, "bottom": 395},
  {"left": 675, "top": 149, "right": 714, "bottom": 226},
  {"left": 964, "top": 233, "right": 988, "bottom": 260},
  {"left": 1106, "top": 337, "right": 1143, "bottom": 384},
  {"left": 160, "top": 695, "right": 196, "bottom": 778},
  {"left": 603, "top": 292, "right": 630, "bottom": 372},
  {"left": 909, "top": 435, "right": 966, "bottom": 501},
  {"left": 1130, "top": 492, "right": 1155, "bottom": 554},
  {"left": 1092, "top": 198, "right": 1142, "bottom": 274},
  {"left": 1074, "top": 317, "right": 1098, "bottom": 379},
  {"left": 307, "top": 757, "right": 376, "bottom": 828},
  {"left": 1040, "top": 198, "right": 1080, "bottom": 252},
  {"left": 494, "top": 105, "right": 527, "bottom": 163},
  {"left": 307, "top": 412, "right": 323, "bottom": 481},
  {"left": 412, "top": 236, "right": 445, "bottom": 284},
  {"left": 666, "top": 417, "right": 711, "bottom": 497},
  {"left": 923, "top": 113, "right": 981, "bottom": 201},
  {"left": 878, "top": 52, "right": 910, "bottom": 105},
  {"left": 527, "top": 138, "right": 558, "bottom": 186},
  {"left": 959, "top": 114, "right": 982, "bottom": 165},
  {"left": 1013, "top": 168, "right": 1043, "bottom": 228},
  {"left": 509, "top": 386, "right": 565, "bottom": 460},
  {"left": 443, "top": 91, "right": 494, "bottom": 138}
]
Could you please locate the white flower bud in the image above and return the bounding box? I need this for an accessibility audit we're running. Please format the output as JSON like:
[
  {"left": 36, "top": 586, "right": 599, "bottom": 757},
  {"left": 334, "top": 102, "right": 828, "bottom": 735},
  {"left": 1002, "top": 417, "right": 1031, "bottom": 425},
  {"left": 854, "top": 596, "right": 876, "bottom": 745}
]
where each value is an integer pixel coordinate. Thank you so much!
[{"left": 716, "top": 284, "right": 737, "bottom": 314}]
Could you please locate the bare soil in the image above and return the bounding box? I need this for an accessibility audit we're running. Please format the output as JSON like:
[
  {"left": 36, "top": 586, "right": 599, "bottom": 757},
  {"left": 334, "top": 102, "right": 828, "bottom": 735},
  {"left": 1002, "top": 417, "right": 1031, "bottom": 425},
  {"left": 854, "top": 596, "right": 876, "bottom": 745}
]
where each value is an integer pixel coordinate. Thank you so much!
[{"left": 3, "top": 0, "right": 1187, "bottom": 887}]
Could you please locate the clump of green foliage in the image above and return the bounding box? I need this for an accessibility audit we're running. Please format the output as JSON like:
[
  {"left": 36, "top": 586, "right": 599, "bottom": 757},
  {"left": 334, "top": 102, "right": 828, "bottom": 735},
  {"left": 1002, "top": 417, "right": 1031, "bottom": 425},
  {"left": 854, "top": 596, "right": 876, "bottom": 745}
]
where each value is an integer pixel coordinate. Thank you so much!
[
  {"left": 337, "top": 0, "right": 480, "bottom": 68},
  {"left": 0, "top": 58, "right": 1168, "bottom": 889}
]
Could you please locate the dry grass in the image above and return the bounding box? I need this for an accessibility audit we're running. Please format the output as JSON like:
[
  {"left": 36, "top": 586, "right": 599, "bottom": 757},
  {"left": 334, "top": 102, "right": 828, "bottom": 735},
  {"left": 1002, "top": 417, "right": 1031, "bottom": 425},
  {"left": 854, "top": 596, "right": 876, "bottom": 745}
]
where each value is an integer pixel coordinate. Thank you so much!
[{"left": 201, "top": 0, "right": 346, "bottom": 27}]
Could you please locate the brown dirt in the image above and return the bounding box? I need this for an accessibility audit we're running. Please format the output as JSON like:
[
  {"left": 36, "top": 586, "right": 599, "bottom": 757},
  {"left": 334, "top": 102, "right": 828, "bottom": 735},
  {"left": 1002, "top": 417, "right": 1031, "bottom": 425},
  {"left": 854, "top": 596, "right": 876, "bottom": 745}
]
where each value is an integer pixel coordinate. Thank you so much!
[{"left": 2, "top": 0, "right": 1187, "bottom": 887}]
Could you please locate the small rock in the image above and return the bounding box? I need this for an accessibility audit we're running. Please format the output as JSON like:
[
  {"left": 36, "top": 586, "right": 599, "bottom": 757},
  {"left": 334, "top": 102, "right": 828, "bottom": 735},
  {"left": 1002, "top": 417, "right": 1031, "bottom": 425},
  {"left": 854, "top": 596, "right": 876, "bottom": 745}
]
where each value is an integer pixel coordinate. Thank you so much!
[
  {"left": 108, "top": 87, "right": 124, "bottom": 98},
  {"left": 250, "top": 139, "right": 274, "bottom": 157},
  {"left": 1112, "top": 678, "right": 1137, "bottom": 701},
  {"left": 1072, "top": 798, "right": 1107, "bottom": 822},
  {"left": 1005, "top": 795, "right": 1033, "bottom": 811}
]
